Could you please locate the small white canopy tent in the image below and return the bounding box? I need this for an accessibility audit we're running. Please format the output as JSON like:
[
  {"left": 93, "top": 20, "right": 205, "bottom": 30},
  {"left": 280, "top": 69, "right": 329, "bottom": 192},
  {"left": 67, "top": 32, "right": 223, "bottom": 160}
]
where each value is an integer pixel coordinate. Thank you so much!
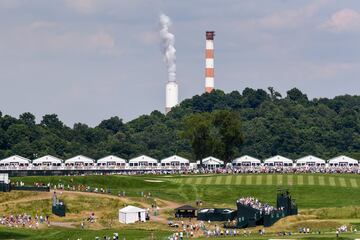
[
  {"left": 128, "top": 155, "right": 158, "bottom": 167},
  {"left": 328, "top": 155, "right": 358, "bottom": 167},
  {"left": 119, "top": 205, "right": 147, "bottom": 224},
  {"left": 97, "top": 155, "right": 126, "bottom": 167},
  {"left": 160, "top": 155, "right": 189, "bottom": 167},
  {"left": 198, "top": 156, "right": 224, "bottom": 169},
  {"left": 64, "top": 155, "right": 94, "bottom": 166},
  {"left": 33, "top": 155, "right": 62, "bottom": 166},
  {"left": 0, "top": 155, "right": 30, "bottom": 166},
  {"left": 296, "top": 155, "right": 325, "bottom": 166},
  {"left": 232, "top": 155, "right": 261, "bottom": 167},
  {"left": 264, "top": 155, "right": 293, "bottom": 166}
]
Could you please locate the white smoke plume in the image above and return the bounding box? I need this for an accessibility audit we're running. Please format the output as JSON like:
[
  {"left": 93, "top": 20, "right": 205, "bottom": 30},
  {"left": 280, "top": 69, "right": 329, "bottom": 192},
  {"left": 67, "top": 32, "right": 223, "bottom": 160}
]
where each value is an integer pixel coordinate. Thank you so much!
[{"left": 159, "top": 14, "right": 176, "bottom": 82}]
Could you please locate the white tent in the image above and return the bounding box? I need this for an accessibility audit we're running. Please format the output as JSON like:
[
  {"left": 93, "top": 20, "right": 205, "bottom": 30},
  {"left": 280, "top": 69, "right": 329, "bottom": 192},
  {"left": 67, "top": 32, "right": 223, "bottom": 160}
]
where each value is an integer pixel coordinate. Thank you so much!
[
  {"left": 296, "top": 155, "right": 325, "bottom": 166},
  {"left": 198, "top": 156, "right": 224, "bottom": 169},
  {"left": 232, "top": 155, "right": 261, "bottom": 167},
  {"left": 264, "top": 155, "right": 293, "bottom": 166},
  {"left": 0, "top": 155, "right": 30, "bottom": 166},
  {"left": 119, "top": 205, "right": 147, "bottom": 224},
  {"left": 128, "top": 155, "right": 158, "bottom": 167},
  {"left": 64, "top": 155, "right": 94, "bottom": 166},
  {"left": 160, "top": 155, "right": 189, "bottom": 167},
  {"left": 33, "top": 155, "right": 62, "bottom": 166},
  {"left": 97, "top": 155, "right": 126, "bottom": 166},
  {"left": 328, "top": 155, "right": 358, "bottom": 166}
]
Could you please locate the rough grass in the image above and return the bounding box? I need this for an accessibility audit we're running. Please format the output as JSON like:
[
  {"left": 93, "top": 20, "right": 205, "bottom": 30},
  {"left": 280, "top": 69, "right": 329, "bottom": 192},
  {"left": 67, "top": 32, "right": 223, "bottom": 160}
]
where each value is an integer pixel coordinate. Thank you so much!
[{"left": 0, "top": 227, "right": 170, "bottom": 240}]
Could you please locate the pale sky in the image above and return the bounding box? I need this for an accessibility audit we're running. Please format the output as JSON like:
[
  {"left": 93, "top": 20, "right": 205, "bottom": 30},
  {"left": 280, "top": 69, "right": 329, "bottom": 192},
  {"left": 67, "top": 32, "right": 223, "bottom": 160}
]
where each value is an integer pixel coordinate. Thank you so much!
[{"left": 0, "top": 0, "right": 359, "bottom": 126}]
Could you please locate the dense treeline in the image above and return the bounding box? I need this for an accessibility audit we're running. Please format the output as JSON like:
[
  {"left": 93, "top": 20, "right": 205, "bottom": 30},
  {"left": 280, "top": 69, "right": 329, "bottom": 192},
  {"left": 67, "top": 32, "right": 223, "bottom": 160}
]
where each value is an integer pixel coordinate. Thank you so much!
[{"left": 0, "top": 87, "right": 359, "bottom": 162}]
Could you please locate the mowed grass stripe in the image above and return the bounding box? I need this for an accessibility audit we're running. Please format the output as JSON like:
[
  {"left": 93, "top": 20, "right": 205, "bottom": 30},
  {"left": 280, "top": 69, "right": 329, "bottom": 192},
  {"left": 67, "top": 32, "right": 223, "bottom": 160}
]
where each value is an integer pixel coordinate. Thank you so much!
[
  {"left": 220, "top": 175, "right": 227, "bottom": 185},
  {"left": 256, "top": 175, "right": 262, "bottom": 185},
  {"left": 318, "top": 176, "right": 325, "bottom": 186},
  {"left": 245, "top": 175, "right": 252, "bottom": 185},
  {"left": 350, "top": 178, "right": 358, "bottom": 188},
  {"left": 210, "top": 176, "right": 217, "bottom": 185},
  {"left": 308, "top": 175, "right": 315, "bottom": 185},
  {"left": 215, "top": 176, "right": 222, "bottom": 185},
  {"left": 205, "top": 176, "right": 212, "bottom": 185},
  {"left": 277, "top": 175, "right": 284, "bottom": 186},
  {"left": 266, "top": 175, "right": 272, "bottom": 185},
  {"left": 329, "top": 177, "right": 336, "bottom": 186},
  {"left": 195, "top": 177, "right": 202, "bottom": 185},
  {"left": 297, "top": 175, "right": 304, "bottom": 185},
  {"left": 225, "top": 175, "right": 232, "bottom": 185},
  {"left": 184, "top": 177, "right": 193, "bottom": 184},
  {"left": 200, "top": 176, "right": 207, "bottom": 185},
  {"left": 287, "top": 175, "right": 293, "bottom": 186},
  {"left": 235, "top": 175, "right": 243, "bottom": 185},
  {"left": 231, "top": 175, "right": 236, "bottom": 185},
  {"left": 339, "top": 177, "right": 347, "bottom": 187}
]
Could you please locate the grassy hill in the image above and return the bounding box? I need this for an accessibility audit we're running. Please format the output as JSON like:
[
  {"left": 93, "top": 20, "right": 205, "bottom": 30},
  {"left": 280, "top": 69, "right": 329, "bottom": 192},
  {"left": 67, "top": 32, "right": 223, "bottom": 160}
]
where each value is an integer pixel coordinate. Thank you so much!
[
  {"left": 13, "top": 174, "right": 360, "bottom": 209},
  {"left": 4, "top": 173, "right": 360, "bottom": 239}
]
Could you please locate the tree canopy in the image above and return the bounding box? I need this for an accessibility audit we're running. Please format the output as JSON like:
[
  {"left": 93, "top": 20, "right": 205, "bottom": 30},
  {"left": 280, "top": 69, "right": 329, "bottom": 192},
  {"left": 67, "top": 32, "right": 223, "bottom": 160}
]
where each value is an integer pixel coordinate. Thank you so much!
[{"left": 0, "top": 87, "right": 359, "bottom": 161}]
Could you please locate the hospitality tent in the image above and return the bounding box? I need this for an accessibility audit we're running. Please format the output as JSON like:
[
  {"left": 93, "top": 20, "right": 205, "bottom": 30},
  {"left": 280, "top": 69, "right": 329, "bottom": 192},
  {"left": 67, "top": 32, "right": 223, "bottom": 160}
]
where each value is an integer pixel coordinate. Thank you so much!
[
  {"left": 328, "top": 155, "right": 358, "bottom": 167},
  {"left": 232, "top": 155, "right": 261, "bottom": 167},
  {"left": 0, "top": 155, "right": 30, "bottom": 166},
  {"left": 264, "top": 155, "right": 293, "bottom": 166},
  {"left": 97, "top": 155, "right": 126, "bottom": 167},
  {"left": 128, "top": 155, "right": 158, "bottom": 167},
  {"left": 64, "top": 155, "right": 94, "bottom": 166},
  {"left": 119, "top": 205, "right": 147, "bottom": 224},
  {"left": 198, "top": 156, "right": 224, "bottom": 169},
  {"left": 33, "top": 155, "right": 62, "bottom": 166},
  {"left": 296, "top": 155, "right": 325, "bottom": 166},
  {"left": 160, "top": 155, "right": 189, "bottom": 167}
]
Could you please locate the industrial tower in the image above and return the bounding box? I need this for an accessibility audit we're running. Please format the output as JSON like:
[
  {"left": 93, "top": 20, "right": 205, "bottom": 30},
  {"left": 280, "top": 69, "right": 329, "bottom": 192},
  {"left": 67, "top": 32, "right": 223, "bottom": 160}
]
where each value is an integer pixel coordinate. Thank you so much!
[{"left": 205, "top": 31, "right": 215, "bottom": 93}]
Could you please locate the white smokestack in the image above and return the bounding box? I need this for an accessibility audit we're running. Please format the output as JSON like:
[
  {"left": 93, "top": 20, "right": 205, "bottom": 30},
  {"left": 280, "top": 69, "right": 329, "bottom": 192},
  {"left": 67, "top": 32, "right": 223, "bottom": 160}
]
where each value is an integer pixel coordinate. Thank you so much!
[
  {"left": 159, "top": 13, "right": 176, "bottom": 82},
  {"left": 160, "top": 13, "right": 178, "bottom": 114}
]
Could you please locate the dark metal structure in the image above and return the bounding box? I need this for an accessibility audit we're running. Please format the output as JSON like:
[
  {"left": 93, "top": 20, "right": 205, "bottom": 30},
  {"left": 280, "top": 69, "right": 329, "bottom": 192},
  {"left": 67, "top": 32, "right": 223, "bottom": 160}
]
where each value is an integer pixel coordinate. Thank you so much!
[{"left": 175, "top": 205, "right": 197, "bottom": 218}]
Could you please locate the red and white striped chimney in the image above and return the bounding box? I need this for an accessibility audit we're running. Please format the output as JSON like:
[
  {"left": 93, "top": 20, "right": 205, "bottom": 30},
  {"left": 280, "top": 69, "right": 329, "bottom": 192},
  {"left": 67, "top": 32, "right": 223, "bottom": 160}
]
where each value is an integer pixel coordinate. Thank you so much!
[{"left": 205, "top": 31, "right": 215, "bottom": 93}]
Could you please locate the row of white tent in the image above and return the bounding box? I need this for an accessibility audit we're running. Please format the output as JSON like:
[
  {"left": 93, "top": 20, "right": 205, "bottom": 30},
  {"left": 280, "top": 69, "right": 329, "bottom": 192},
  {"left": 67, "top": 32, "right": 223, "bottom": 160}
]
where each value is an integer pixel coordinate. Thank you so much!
[
  {"left": 0, "top": 154, "right": 358, "bottom": 168},
  {"left": 0, "top": 155, "right": 190, "bottom": 167}
]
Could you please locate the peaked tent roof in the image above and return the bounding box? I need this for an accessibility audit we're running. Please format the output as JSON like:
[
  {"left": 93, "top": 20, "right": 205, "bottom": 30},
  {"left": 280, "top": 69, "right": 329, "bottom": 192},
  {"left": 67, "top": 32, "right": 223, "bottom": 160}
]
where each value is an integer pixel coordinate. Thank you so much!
[
  {"left": 175, "top": 205, "right": 197, "bottom": 211},
  {"left": 97, "top": 155, "right": 126, "bottom": 163},
  {"left": 0, "top": 155, "right": 30, "bottom": 164},
  {"left": 328, "top": 155, "right": 358, "bottom": 164},
  {"left": 161, "top": 155, "right": 189, "bottom": 163},
  {"left": 64, "top": 155, "right": 94, "bottom": 164},
  {"left": 264, "top": 155, "right": 293, "bottom": 164},
  {"left": 119, "top": 205, "right": 146, "bottom": 213},
  {"left": 128, "top": 155, "right": 158, "bottom": 163},
  {"left": 232, "top": 155, "right": 261, "bottom": 164},
  {"left": 296, "top": 155, "right": 325, "bottom": 164},
  {"left": 201, "top": 156, "right": 224, "bottom": 165},
  {"left": 33, "top": 155, "right": 63, "bottom": 164}
]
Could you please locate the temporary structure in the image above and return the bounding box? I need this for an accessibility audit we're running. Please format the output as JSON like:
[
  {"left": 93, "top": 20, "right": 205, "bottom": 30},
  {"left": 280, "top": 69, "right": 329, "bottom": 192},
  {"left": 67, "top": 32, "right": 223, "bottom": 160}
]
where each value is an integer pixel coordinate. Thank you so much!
[
  {"left": 0, "top": 155, "right": 30, "bottom": 166},
  {"left": 128, "top": 155, "right": 158, "bottom": 167},
  {"left": 264, "top": 155, "right": 293, "bottom": 166},
  {"left": 97, "top": 155, "right": 126, "bottom": 166},
  {"left": 198, "top": 156, "right": 224, "bottom": 169},
  {"left": 64, "top": 155, "right": 94, "bottom": 166},
  {"left": 232, "top": 155, "right": 261, "bottom": 167},
  {"left": 328, "top": 155, "right": 358, "bottom": 166},
  {"left": 119, "top": 205, "right": 147, "bottom": 224},
  {"left": 33, "top": 155, "right": 62, "bottom": 166},
  {"left": 296, "top": 155, "right": 325, "bottom": 166},
  {"left": 160, "top": 155, "right": 189, "bottom": 167}
]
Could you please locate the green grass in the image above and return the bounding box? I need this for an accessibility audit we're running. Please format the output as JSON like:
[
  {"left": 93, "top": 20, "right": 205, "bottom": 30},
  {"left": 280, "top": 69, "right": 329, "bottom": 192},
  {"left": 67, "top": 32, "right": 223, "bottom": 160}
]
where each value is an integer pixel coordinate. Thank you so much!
[
  {"left": 0, "top": 227, "right": 170, "bottom": 240},
  {"left": 11, "top": 174, "right": 360, "bottom": 209}
]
